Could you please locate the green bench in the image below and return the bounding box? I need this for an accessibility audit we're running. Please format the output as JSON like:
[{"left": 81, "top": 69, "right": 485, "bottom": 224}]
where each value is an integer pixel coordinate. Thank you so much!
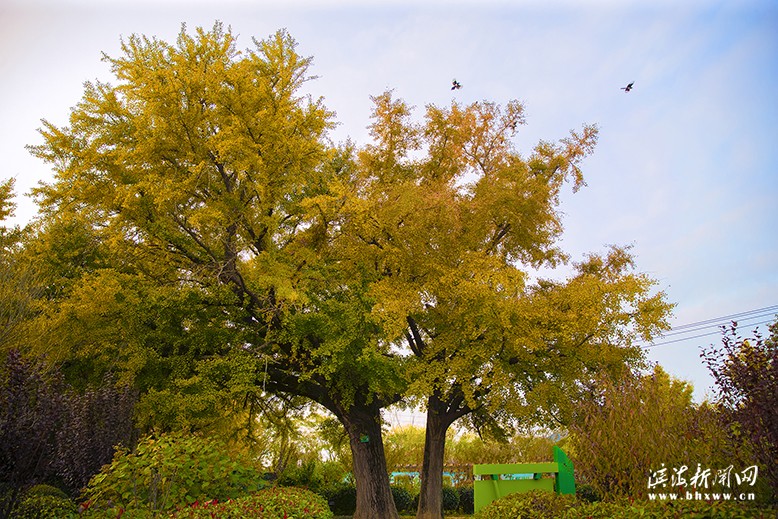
[{"left": 473, "top": 446, "right": 575, "bottom": 513}]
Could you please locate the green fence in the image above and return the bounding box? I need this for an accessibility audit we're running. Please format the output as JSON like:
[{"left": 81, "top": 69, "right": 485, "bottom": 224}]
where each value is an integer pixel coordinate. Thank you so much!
[{"left": 473, "top": 446, "right": 575, "bottom": 513}]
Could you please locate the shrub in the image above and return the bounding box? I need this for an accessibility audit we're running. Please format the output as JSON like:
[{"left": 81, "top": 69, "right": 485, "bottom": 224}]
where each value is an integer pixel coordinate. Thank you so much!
[
  {"left": 171, "top": 487, "right": 333, "bottom": 518},
  {"left": 0, "top": 348, "right": 136, "bottom": 515},
  {"left": 391, "top": 485, "right": 414, "bottom": 512},
  {"left": 574, "top": 483, "right": 601, "bottom": 503},
  {"left": 565, "top": 499, "right": 776, "bottom": 518},
  {"left": 568, "top": 366, "right": 735, "bottom": 500},
  {"left": 324, "top": 483, "right": 356, "bottom": 515},
  {"left": 23, "top": 483, "right": 69, "bottom": 499},
  {"left": 81, "top": 433, "right": 264, "bottom": 515},
  {"left": 474, "top": 490, "right": 578, "bottom": 519},
  {"left": 702, "top": 320, "right": 778, "bottom": 499},
  {"left": 458, "top": 485, "right": 474, "bottom": 514},
  {"left": 442, "top": 485, "right": 459, "bottom": 511},
  {"left": 14, "top": 494, "right": 77, "bottom": 519},
  {"left": 278, "top": 459, "right": 348, "bottom": 495}
]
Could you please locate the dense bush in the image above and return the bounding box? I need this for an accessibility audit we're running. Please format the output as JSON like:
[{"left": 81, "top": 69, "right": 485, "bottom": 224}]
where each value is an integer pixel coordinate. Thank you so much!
[
  {"left": 81, "top": 433, "right": 264, "bottom": 515},
  {"left": 474, "top": 490, "right": 578, "bottom": 519},
  {"left": 568, "top": 366, "right": 735, "bottom": 500},
  {"left": 0, "top": 349, "right": 136, "bottom": 519},
  {"left": 458, "top": 485, "right": 474, "bottom": 514},
  {"left": 23, "top": 484, "right": 69, "bottom": 500},
  {"left": 474, "top": 490, "right": 776, "bottom": 519},
  {"left": 277, "top": 459, "right": 347, "bottom": 495},
  {"left": 390, "top": 485, "right": 414, "bottom": 512},
  {"left": 0, "top": 350, "right": 65, "bottom": 518},
  {"left": 702, "top": 320, "right": 778, "bottom": 500},
  {"left": 568, "top": 499, "right": 776, "bottom": 518},
  {"left": 574, "top": 483, "right": 601, "bottom": 503},
  {"left": 171, "top": 487, "right": 333, "bottom": 518},
  {"left": 13, "top": 493, "right": 77, "bottom": 519},
  {"left": 324, "top": 483, "right": 356, "bottom": 515},
  {"left": 442, "top": 485, "right": 459, "bottom": 511},
  {"left": 54, "top": 375, "right": 137, "bottom": 492}
]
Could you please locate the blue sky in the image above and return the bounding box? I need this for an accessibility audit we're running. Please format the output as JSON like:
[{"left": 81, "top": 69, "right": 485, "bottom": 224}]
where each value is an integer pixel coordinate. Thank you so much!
[{"left": 1, "top": 0, "right": 777, "bottom": 409}]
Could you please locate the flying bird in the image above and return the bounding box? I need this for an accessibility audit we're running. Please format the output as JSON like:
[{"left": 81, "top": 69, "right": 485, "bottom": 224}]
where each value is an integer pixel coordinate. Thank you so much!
[
  {"left": 451, "top": 79, "right": 462, "bottom": 90},
  {"left": 621, "top": 81, "right": 634, "bottom": 92}
]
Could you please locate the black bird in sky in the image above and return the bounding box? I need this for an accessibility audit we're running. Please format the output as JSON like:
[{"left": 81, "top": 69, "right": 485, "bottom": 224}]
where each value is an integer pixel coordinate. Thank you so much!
[
  {"left": 621, "top": 81, "right": 634, "bottom": 92},
  {"left": 451, "top": 79, "right": 462, "bottom": 90}
]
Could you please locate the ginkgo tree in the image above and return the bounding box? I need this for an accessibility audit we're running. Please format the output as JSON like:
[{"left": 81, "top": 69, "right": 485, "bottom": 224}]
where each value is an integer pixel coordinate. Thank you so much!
[
  {"left": 29, "top": 24, "right": 405, "bottom": 519},
  {"left": 328, "top": 93, "right": 673, "bottom": 519},
  {"left": 27, "top": 21, "right": 673, "bottom": 519}
]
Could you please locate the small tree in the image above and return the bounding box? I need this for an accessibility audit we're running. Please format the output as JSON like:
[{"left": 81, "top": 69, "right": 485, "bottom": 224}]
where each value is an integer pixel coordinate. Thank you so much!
[
  {"left": 0, "top": 351, "right": 136, "bottom": 518},
  {"left": 701, "top": 320, "right": 778, "bottom": 501},
  {"left": 568, "top": 365, "right": 734, "bottom": 500},
  {"left": 0, "top": 351, "right": 63, "bottom": 519},
  {"left": 0, "top": 179, "right": 39, "bottom": 352},
  {"left": 54, "top": 376, "right": 137, "bottom": 492}
]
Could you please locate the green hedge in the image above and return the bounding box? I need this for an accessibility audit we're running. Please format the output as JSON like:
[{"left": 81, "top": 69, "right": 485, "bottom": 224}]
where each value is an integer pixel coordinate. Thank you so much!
[
  {"left": 570, "top": 499, "right": 776, "bottom": 518},
  {"left": 474, "top": 490, "right": 578, "bottom": 518},
  {"left": 442, "top": 485, "right": 459, "bottom": 511},
  {"left": 391, "top": 485, "right": 415, "bottom": 512},
  {"left": 171, "top": 487, "right": 333, "bottom": 518},
  {"left": 474, "top": 490, "right": 776, "bottom": 519},
  {"left": 323, "top": 483, "right": 356, "bottom": 515},
  {"left": 458, "top": 486, "right": 474, "bottom": 514},
  {"left": 14, "top": 494, "right": 78, "bottom": 519},
  {"left": 80, "top": 433, "right": 264, "bottom": 515}
]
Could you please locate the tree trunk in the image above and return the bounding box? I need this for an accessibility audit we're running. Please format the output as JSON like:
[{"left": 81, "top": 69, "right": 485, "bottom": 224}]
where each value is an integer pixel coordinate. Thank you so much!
[
  {"left": 416, "top": 392, "right": 460, "bottom": 519},
  {"left": 417, "top": 406, "right": 447, "bottom": 518},
  {"left": 264, "top": 369, "right": 401, "bottom": 519},
  {"left": 342, "top": 404, "right": 400, "bottom": 519}
]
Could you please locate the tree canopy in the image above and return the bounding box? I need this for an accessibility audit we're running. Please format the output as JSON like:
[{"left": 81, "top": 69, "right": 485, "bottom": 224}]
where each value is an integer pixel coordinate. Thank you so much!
[
  {"left": 27, "top": 23, "right": 403, "bottom": 518},
  {"left": 21, "top": 22, "right": 675, "bottom": 519},
  {"left": 323, "top": 92, "right": 672, "bottom": 517}
]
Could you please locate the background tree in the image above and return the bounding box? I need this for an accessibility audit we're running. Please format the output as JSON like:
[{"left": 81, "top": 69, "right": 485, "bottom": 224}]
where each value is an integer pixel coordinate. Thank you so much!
[
  {"left": 0, "top": 351, "right": 135, "bottom": 519},
  {"left": 702, "top": 320, "right": 778, "bottom": 502},
  {"left": 0, "top": 351, "right": 63, "bottom": 519},
  {"left": 0, "top": 179, "right": 41, "bottom": 352},
  {"left": 329, "top": 92, "right": 672, "bottom": 518},
  {"left": 28, "top": 24, "right": 403, "bottom": 518},
  {"left": 567, "top": 365, "right": 737, "bottom": 500}
]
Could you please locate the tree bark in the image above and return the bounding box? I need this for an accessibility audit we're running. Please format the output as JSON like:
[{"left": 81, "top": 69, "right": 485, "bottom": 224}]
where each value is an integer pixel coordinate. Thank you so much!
[
  {"left": 264, "top": 368, "right": 401, "bottom": 519},
  {"left": 416, "top": 389, "right": 472, "bottom": 519},
  {"left": 416, "top": 398, "right": 449, "bottom": 519},
  {"left": 341, "top": 404, "right": 400, "bottom": 519}
]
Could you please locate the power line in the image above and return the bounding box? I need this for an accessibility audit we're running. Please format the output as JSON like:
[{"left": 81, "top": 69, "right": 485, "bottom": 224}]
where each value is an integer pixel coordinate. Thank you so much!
[
  {"left": 642, "top": 319, "right": 774, "bottom": 349},
  {"left": 665, "top": 305, "right": 778, "bottom": 333},
  {"left": 639, "top": 305, "right": 777, "bottom": 350},
  {"left": 657, "top": 310, "right": 777, "bottom": 339}
]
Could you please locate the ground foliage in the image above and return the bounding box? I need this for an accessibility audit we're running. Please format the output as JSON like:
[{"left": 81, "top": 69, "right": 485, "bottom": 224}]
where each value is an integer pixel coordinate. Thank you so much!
[
  {"left": 473, "top": 490, "right": 776, "bottom": 519},
  {"left": 81, "top": 433, "right": 265, "bottom": 515},
  {"left": 170, "top": 487, "right": 333, "bottom": 519}
]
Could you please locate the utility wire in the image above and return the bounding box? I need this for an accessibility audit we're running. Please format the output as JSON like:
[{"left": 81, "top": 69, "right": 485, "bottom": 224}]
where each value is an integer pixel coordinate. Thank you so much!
[
  {"left": 657, "top": 310, "right": 777, "bottom": 338},
  {"left": 642, "top": 319, "right": 774, "bottom": 349},
  {"left": 639, "top": 305, "right": 777, "bottom": 350},
  {"left": 664, "top": 305, "right": 778, "bottom": 333}
]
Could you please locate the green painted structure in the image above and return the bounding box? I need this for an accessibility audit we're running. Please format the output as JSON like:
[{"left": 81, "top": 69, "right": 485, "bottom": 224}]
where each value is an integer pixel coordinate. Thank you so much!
[{"left": 473, "top": 446, "right": 575, "bottom": 513}]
